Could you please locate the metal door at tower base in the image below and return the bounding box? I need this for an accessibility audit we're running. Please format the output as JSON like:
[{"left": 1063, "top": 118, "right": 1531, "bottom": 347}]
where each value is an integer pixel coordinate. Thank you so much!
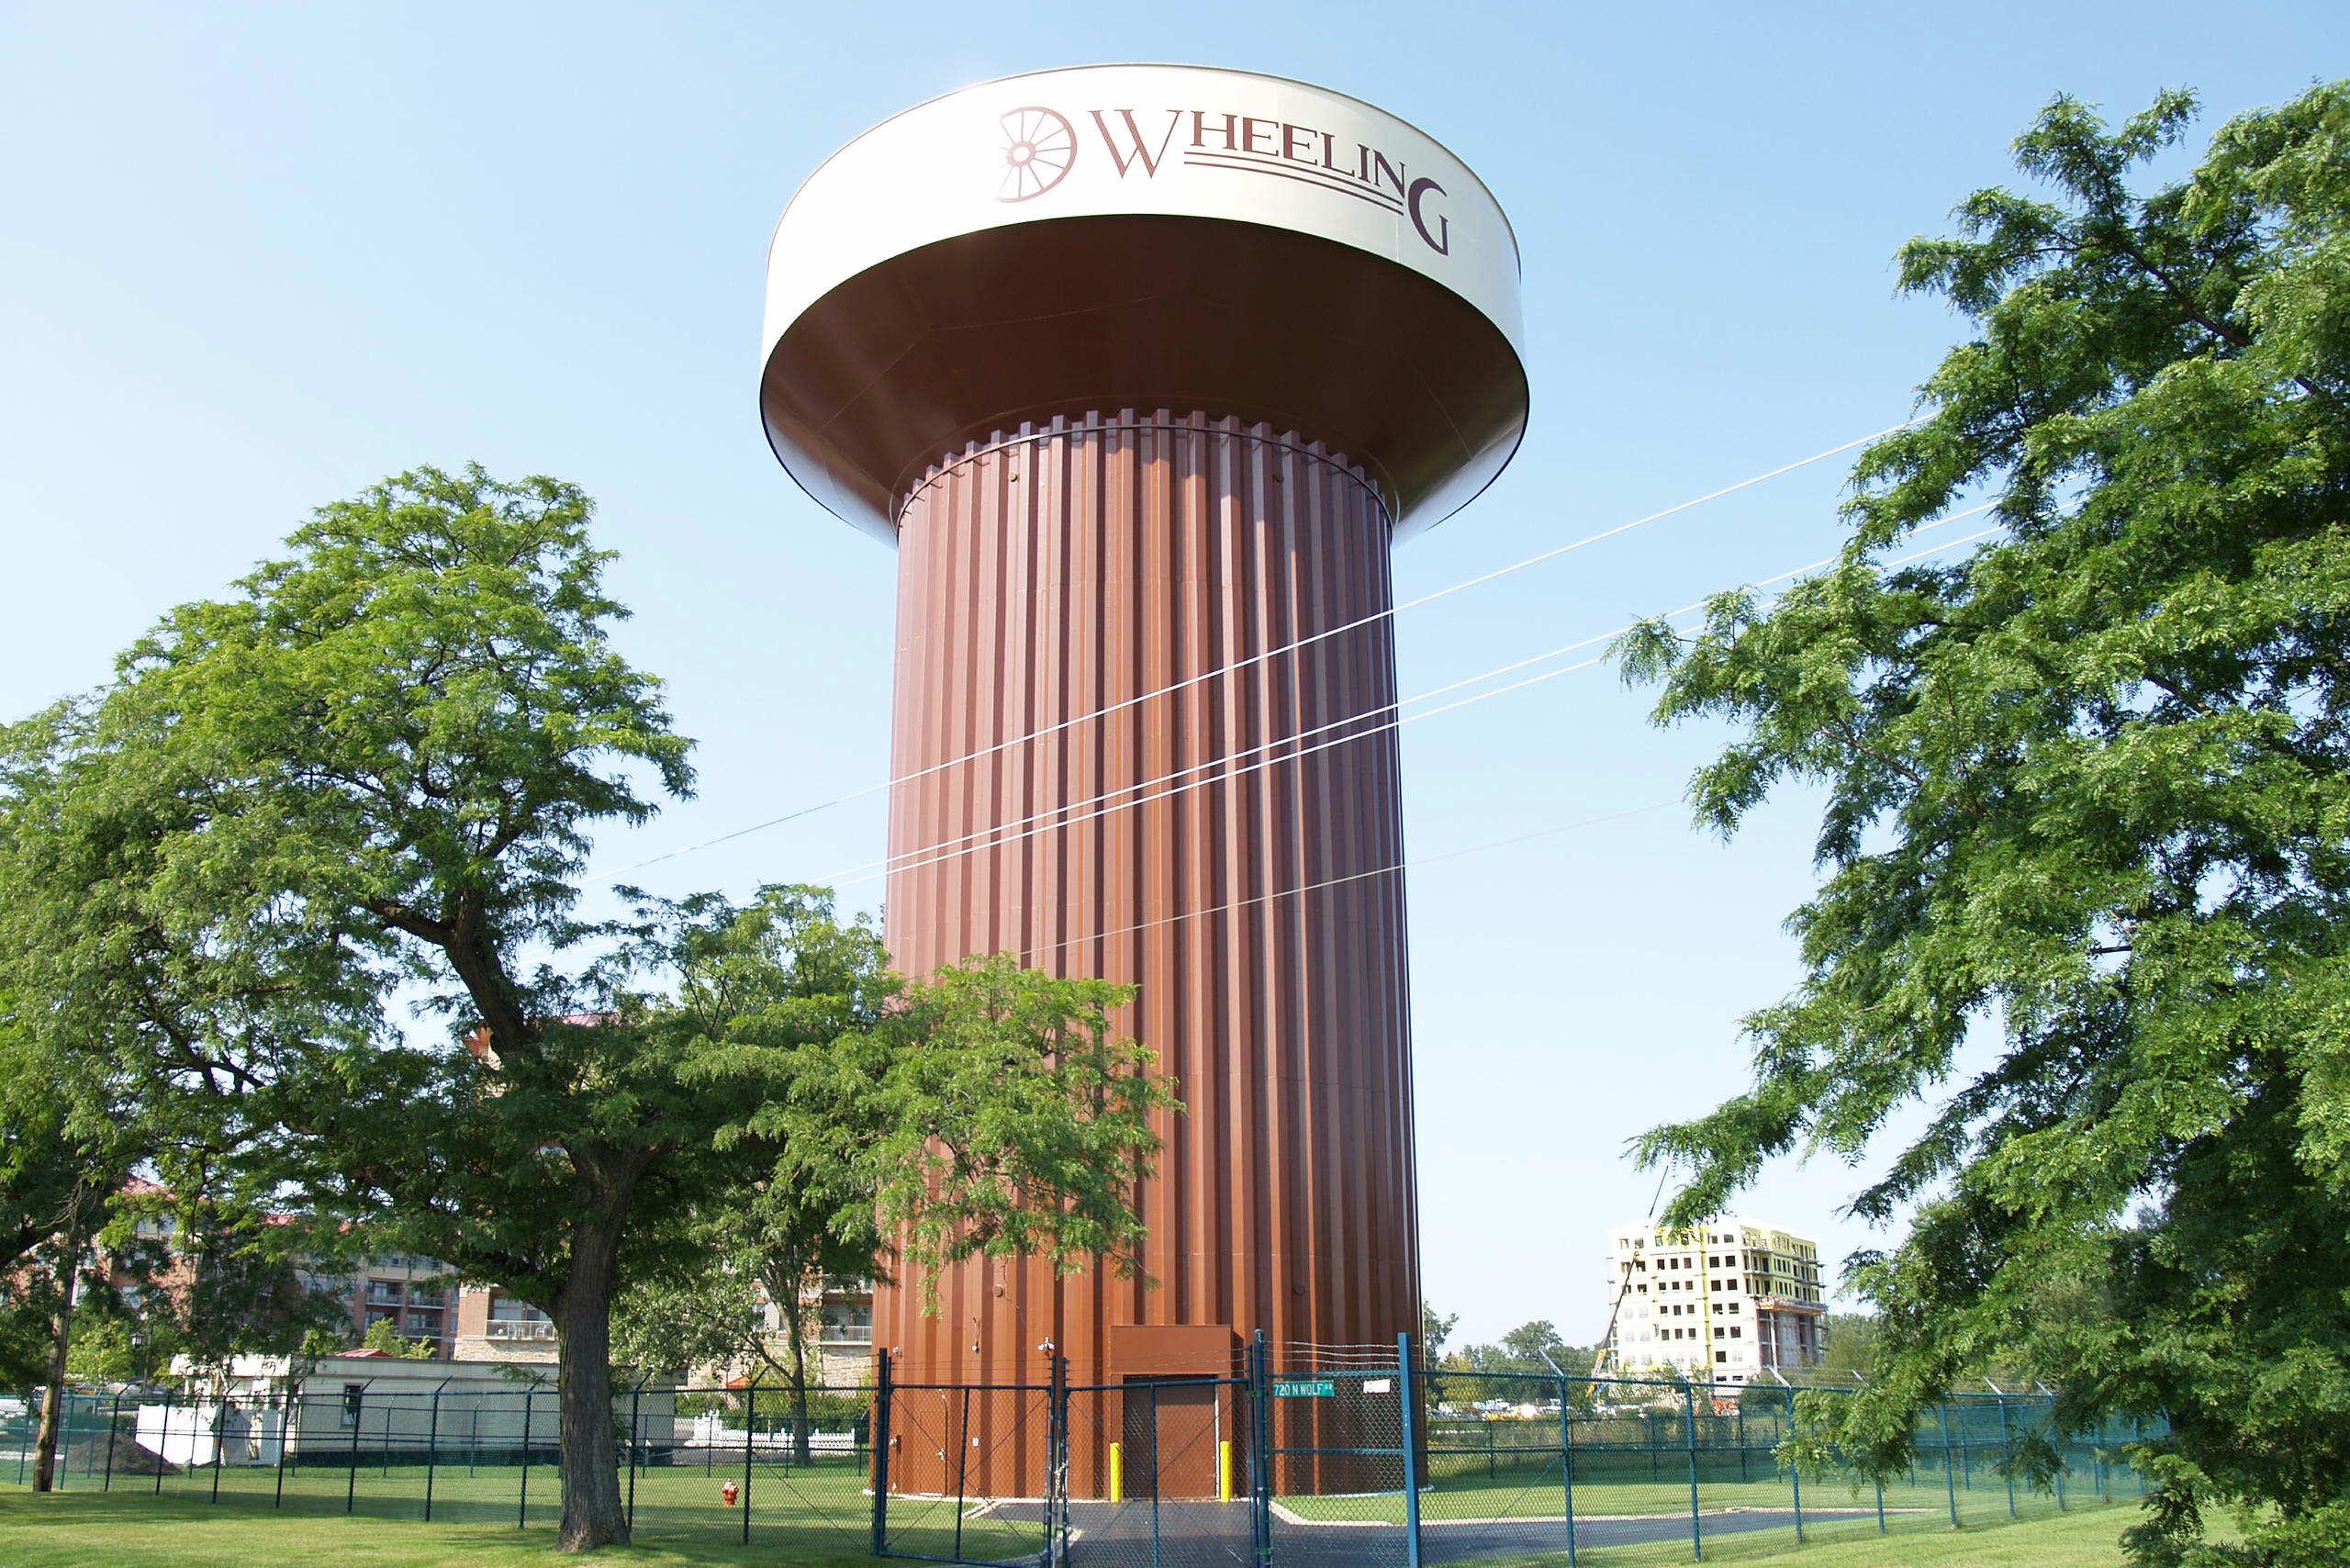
[{"left": 1120, "top": 1378, "right": 1219, "bottom": 1501}]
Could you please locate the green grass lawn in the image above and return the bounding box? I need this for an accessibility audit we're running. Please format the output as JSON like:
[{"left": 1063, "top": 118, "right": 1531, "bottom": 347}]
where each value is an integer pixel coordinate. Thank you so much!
[
  {"left": 0, "top": 1460, "right": 901, "bottom": 1566},
  {"left": 1281, "top": 1458, "right": 2132, "bottom": 1526},
  {"left": 0, "top": 1487, "right": 2165, "bottom": 1567}
]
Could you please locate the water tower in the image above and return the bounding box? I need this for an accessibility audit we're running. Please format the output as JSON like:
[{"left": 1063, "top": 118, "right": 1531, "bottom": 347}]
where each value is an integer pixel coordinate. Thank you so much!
[{"left": 760, "top": 62, "right": 1526, "bottom": 1490}]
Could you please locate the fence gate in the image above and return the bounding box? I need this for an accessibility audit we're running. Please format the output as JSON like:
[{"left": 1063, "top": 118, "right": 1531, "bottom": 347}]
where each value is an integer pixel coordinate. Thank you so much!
[
  {"left": 1257, "top": 1341, "right": 1416, "bottom": 1568},
  {"left": 875, "top": 1381, "right": 1057, "bottom": 1566},
  {"left": 1058, "top": 1375, "right": 1254, "bottom": 1567}
]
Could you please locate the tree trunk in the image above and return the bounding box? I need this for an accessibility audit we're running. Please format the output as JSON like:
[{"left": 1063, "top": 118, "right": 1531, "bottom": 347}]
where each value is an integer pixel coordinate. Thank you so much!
[
  {"left": 554, "top": 1208, "right": 630, "bottom": 1551},
  {"left": 30, "top": 1251, "right": 74, "bottom": 1493},
  {"left": 789, "top": 1332, "right": 811, "bottom": 1467}
]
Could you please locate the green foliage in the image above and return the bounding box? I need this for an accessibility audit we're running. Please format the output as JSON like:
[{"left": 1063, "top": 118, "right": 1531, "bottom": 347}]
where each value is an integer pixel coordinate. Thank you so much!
[
  {"left": 1613, "top": 83, "right": 2350, "bottom": 1566},
  {"left": 1438, "top": 1320, "right": 1597, "bottom": 1408},
  {"left": 1813, "top": 1313, "right": 1881, "bottom": 1384},
  {"left": 66, "top": 1312, "right": 153, "bottom": 1387},
  {"left": 6, "top": 465, "right": 1171, "bottom": 1548},
  {"left": 1420, "top": 1301, "right": 1458, "bottom": 1359},
  {"left": 356, "top": 1319, "right": 436, "bottom": 1360},
  {"left": 25, "top": 465, "right": 702, "bottom": 1546}
]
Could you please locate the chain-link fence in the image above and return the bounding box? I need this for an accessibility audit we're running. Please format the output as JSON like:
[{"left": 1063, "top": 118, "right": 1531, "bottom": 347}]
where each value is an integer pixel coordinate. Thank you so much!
[
  {"left": 1412, "top": 1368, "right": 2158, "bottom": 1567},
  {"left": 3, "top": 1342, "right": 2165, "bottom": 1567},
  {"left": 0, "top": 1380, "right": 878, "bottom": 1550}
]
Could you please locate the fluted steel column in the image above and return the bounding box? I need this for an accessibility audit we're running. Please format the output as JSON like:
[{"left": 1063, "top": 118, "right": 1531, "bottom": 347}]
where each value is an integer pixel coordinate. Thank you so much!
[{"left": 875, "top": 409, "right": 1420, "bottom": 1484}]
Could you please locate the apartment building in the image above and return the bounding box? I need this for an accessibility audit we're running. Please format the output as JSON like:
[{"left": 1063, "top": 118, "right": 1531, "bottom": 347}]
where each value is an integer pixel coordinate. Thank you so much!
[
  {"left": 450, "top": 1275, "right": 875, "bottom": 1382},
  {"left": 327, "top": 1255, "right": 458, "bottom": 1358},
  {"left": 794, "top": 1275, "right": 875, "bottom": 1386},
  {"left": 115, "top": 1188, "right": 457, "bottom": 1361},
  {"left": 1601, "top": 1218, "right": 1826, "bottom": 1384},
  {"left": 452, "top": 1283, "right": 558, "bottom": 1362}
]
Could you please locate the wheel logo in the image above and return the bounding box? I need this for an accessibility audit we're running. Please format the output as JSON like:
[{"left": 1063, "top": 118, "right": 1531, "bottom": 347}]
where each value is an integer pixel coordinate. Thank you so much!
[{"left": 998, "top": 106, "right": 1076, "bottom": 202}]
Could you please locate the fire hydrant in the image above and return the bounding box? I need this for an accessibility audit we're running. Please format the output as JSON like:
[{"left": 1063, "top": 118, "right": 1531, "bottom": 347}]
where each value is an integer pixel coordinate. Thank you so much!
[{"left": 722, "top": 1480, "right": 740, "bottom": 1506}]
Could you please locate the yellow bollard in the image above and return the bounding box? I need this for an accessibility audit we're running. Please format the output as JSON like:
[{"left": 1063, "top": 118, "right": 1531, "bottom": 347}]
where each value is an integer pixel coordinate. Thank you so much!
[
  {"left": 1218, "top": 1439, "right": 1234, "bottom": 1502},
  {"left": 1109, "top": 1440, "right": 1123, "bottom": 1504}
]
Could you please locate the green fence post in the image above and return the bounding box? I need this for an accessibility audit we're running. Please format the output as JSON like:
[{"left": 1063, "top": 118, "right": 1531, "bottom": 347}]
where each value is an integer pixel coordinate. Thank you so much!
[
  {"left": 345, "top": 1387, "right": 363, "bottom": 1514},
  {"left": 424, "top": 1383, "right": 443, "bottom": 1522},
  {"left": 1785, "top": 1410, "right": 1805, "bottom": 1541},
  {"left": 626, "top": 1378, "right": 643, "bottom": 1536},
  {"left": 151, "top": 1387, "right": 172, "bottom": 1496},
  {"left": 275, "top": 1384, "right": 294, "bottom": 1508},
  {"left": 1398, "top": 1334, "right": 1425, "bottom": 1568},
  {"left": 743, "top": 1381, "right": 758, "bottom": 1548},
  {"left": 1050, "top": 1351, "right": 1071, "bottom": 1568},
  {"left": 1684, "top": 1383, "right": 1702, "bottom": 1562},
  {"left": 518, "top": 1390, "right": 532, "bottom": 1529},
  {"left": 950, "top": 1385, "right": 968, "bottom": 1562},
  {"left": 146, "top": 1387, "right": 167, "bottom": 1496},
  {"left": 103, "top": 1391, "right": 122, "bottom": 1492},
  {"left": 871, "top": 1356, "right": 894, "bottom": 1557},
  {"left": 1939, "top": 1405, "right": 1958, "bottom": 1529},
  {"left": 1558, "top": 1382, "right": 1579, "bottom": 1567},
  {"left": 1996, "top": 1395, "right": 2016, "bottom": 1518},
  {"left": 1736, "top": 1399, "right": 1747, "bottom": 1484},
  {"left": 1250, "top": 1331, "right": 1273, "bottom": 1568}
]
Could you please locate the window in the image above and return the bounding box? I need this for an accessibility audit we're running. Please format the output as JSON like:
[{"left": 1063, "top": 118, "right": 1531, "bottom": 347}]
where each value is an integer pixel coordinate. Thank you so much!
[
  {"left": 1716, "top": 1351, "right": 1729, "bottom": 1363},
  {"left": 1729, "top": 1327, "right": 1742, "bottom": 1338},
  {"left": 365, "top": 1279, "right": 401, "bottom": 1305},
  {"left": 821, "top": 1302, "right": 873, "bottom": 1344},
  {"left": 340, "top": 1383, "right": 364, "bottom": 1428}
]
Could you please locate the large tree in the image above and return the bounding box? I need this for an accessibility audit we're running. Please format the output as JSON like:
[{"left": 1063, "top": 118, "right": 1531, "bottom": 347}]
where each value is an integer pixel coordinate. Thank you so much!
[
  {"left": 52, "top": 468, "right": 1169, "bottom": 1551},
  {"left": 1616, "top": 84, "right": 2349, "bottom": 1565}
]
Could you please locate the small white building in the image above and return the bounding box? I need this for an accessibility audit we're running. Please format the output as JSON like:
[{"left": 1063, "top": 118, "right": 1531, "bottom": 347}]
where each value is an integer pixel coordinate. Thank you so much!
[
  {"left": 154, "top": 1349, "right": 674, "bottom": 1465},
  {"left": 1601, "top": 1218, "right": 1827, "bottom": 1385}
]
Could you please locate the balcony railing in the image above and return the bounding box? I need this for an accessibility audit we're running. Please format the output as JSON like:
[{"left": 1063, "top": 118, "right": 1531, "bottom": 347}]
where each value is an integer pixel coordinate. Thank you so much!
[
  {"left": 819, "top": 1325, "right": 874, "bottom": 1346},
  {"left": 485, "top": 1319, "right": 555, "bottom": 1340}
]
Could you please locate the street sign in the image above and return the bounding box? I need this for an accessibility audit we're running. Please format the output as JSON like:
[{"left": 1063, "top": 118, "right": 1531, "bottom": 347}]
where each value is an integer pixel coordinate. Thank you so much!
[{"left": 1272, "top": 1380, "right": 1337, "bottom": 1399}]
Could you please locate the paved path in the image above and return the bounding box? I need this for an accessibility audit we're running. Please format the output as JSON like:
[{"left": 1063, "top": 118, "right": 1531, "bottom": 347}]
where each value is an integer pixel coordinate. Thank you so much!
[{"left": 979, "top": 1498, "right": 1884, "bottom": 1566}]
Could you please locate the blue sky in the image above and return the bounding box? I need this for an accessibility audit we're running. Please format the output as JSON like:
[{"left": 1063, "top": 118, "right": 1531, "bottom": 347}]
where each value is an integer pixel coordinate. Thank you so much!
[{"left": 1, "top": 1, "right": 2332, "bottom": 1348}]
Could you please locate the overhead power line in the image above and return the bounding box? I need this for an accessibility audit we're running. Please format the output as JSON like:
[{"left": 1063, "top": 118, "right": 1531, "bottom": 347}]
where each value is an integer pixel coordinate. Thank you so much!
[
  {"left": 829, "top": 510, "right": 2001, "bottom": 890},
  {"left": 610, "top": 419, "right": 1925, "bottom": 876},
  {"left": 1027, "top": 801, "right": 1681, "bottom": 958},
  {"left": 832, "top": 501, "right": 1996, "bottom": 885}
]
